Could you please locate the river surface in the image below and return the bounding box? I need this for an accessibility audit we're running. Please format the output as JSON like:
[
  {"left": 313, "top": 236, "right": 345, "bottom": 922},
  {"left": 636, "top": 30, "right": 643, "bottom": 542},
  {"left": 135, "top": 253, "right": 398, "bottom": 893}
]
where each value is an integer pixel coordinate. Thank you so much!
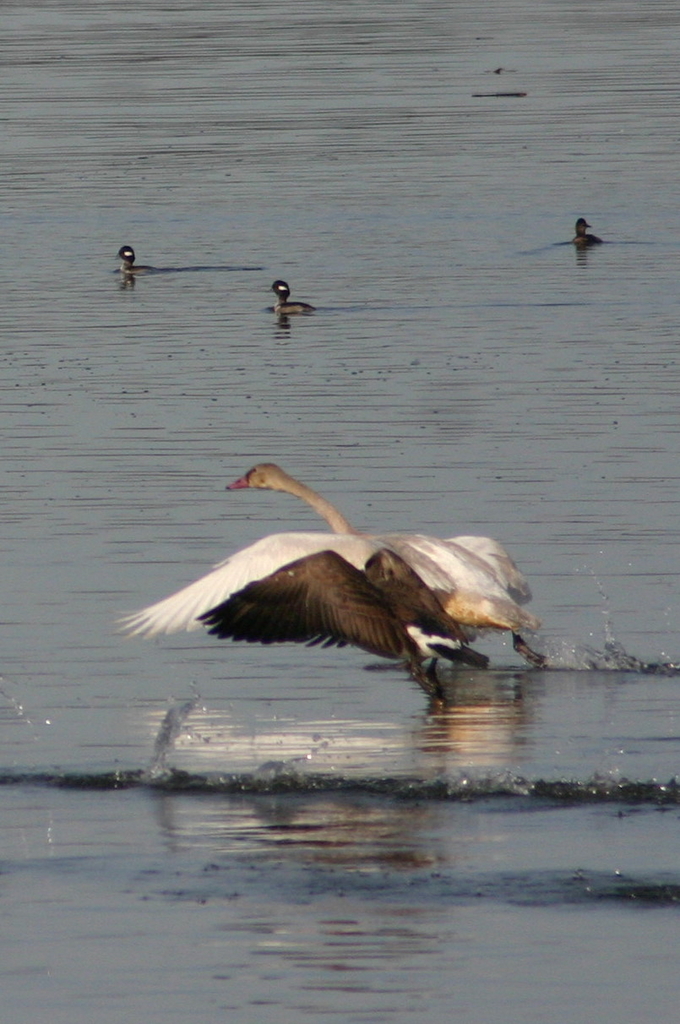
[{"left": 2, "top": 2, "right": 680, "bottom": 1022}]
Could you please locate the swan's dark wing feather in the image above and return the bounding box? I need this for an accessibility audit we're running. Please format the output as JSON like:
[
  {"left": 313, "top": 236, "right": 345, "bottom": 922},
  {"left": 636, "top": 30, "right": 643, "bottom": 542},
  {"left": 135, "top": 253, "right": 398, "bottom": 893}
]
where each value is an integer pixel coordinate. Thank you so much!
[
  {"left": 364, "top": 549, "right": 468, "bottom": 642},
  {"left": 199, "top": 549, "right": 415, "bottom": 661}
]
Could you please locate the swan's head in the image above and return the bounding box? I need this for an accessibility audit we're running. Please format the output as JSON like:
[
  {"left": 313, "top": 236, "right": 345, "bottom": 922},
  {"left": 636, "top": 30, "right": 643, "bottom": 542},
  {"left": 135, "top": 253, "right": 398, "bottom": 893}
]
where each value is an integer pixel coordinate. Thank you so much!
[{"left": 227, "top": 463, "right": 294, "bottom": 493}]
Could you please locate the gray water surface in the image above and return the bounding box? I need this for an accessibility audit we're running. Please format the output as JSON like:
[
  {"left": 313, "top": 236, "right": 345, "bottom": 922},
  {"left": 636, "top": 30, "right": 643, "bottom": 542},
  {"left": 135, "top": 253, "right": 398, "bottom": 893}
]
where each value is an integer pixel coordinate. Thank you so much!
[{"left": 2, "top": 2, "right": 680, "bottom": 1022}]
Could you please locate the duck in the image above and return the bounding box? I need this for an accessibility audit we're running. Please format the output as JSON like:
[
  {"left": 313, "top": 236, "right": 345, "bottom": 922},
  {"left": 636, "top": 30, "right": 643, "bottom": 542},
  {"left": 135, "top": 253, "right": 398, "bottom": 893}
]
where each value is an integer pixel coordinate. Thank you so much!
[
  {"left": 118, "top": 246, "right": 153, "bottom": 273},
  {"left": 572, "top": 218, "right": 603, "bottom": 247},
  {"left": 119, "top": 465, "right": 544, "bottom": 687},
  {"left": 271, "top": 280, "right": 316, "bottom": 314}
]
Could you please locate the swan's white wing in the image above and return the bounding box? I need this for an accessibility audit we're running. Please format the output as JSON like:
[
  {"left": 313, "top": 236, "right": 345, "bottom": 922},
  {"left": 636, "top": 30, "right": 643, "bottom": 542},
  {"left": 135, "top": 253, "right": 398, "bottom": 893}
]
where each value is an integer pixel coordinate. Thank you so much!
[
  {"left": 444, "top": 535, "right": 533, "bottom": 603},
  {"left": 377, "top": 534, "right": 505, "bottom": 595},
  {"left": 375, "top": 533, "right": 540, "bottom": 633},
  {"left": 118, "top": 532, "right": 381, "bottom": 638}
]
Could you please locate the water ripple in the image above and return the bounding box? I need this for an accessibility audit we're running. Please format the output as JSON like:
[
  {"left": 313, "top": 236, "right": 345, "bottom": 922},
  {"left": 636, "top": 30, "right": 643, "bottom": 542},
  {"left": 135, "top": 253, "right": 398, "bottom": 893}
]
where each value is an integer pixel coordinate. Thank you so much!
[{"left": 2, "top": 767, "right": 678, "bottom": 805}]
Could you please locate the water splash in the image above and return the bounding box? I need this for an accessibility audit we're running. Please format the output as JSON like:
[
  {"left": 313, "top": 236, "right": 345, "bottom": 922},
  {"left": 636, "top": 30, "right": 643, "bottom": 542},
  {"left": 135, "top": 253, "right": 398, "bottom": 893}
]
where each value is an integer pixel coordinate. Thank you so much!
[
  {"left": 0, "top": 677, "right": 37, "bottom": 737},
  {"left": 534, "top": 635, "right": 679, "bottom": 673},
  {"left": 145, "top": 689, "right": 203, "bottom": 779},
  {"left": 529, "top": 568, "right": 679, "bottom": 673}
]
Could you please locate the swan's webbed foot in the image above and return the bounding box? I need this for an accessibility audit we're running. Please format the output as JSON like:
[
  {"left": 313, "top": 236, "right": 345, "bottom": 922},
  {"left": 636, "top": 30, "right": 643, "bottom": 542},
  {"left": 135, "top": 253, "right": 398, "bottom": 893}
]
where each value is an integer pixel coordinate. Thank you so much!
[{"left": 512, "top": 632, "right": 547, "bottom": 668}]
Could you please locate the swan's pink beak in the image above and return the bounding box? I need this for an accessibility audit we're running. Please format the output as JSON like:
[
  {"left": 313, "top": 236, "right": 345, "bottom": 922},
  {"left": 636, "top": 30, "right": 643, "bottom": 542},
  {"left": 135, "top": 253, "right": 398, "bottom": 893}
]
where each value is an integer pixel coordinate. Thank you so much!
[{"left": 227, "top": 474, "right": 249, "bottom": 490}]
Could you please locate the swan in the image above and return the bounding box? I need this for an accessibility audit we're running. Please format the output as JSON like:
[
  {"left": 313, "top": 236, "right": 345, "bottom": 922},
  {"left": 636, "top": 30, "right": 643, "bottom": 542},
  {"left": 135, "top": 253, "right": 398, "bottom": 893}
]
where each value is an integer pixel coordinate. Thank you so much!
[
  {"left": 119, "top": 529, "right": 489, "bottom": 694},
  {"left": 200, "top": 547, "right": 489, "bottom": 695},
  {"left": 227, "top": 464, "right": 542, "bottom": 651},
  {"left": 119, "top": 464, "right": 544, "bottom": 682}
]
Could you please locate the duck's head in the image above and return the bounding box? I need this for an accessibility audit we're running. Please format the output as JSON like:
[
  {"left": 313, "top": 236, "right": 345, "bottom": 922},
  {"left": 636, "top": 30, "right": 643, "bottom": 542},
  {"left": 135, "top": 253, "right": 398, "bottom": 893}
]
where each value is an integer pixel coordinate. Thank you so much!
[{"left": 271, "top": 280, "right": 290, "bottom": 300}]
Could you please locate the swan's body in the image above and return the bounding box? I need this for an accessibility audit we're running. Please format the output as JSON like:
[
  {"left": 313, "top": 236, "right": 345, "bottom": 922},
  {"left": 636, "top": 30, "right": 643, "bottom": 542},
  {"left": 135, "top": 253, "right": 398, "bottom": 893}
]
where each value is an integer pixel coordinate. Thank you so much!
[
  {"left": 120, "top": 464, "right": 544, "bottom": 686},
  {"left": 572, "top": 218, "right": 603, "bottom": 247},
  {"left": 226, "top": 465, "right": 540, "bottom": 638},
  {"left": 200, "top": 548, "right": 489, "bottom": 694},
  {"left": 120, "top": 534, "right": 488, "bottom": 695}
]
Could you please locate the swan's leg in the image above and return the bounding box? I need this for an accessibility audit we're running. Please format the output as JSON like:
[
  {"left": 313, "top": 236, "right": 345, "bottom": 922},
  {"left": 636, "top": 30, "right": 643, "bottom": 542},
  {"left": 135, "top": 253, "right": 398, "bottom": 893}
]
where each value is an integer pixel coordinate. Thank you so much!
[
  {"left": 409, "top": 659, "right": 445, "bottom": 699},
  {"left": 512, "top": 632, "right": 547, "bottom": 668}
]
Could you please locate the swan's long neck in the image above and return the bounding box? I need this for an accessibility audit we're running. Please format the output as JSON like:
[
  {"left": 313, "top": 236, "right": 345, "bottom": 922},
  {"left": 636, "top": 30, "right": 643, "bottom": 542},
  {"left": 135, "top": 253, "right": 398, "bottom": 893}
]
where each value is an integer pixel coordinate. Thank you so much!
[
  {"left": 238, "top": 464, "right": 362, "bottom": 534},
  {"left": 281, "top": 476, "right": 359, "bottom": 535}
]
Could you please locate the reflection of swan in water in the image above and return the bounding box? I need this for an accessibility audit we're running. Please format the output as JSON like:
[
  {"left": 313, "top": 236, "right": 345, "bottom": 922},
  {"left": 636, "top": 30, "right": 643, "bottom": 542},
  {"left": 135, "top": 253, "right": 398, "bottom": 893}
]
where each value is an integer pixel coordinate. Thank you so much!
[
  {"left": 142, "top": 670, "right": 533, "bottom": 778},
  {"left": 415, "top": 670, "right": 531, "bottom": 769},
  {"left": 119, "top": 465, "right": 544, "bottom": 693},
  {"left": 153, "top": 770, "right": 445, "bottom": 870}
]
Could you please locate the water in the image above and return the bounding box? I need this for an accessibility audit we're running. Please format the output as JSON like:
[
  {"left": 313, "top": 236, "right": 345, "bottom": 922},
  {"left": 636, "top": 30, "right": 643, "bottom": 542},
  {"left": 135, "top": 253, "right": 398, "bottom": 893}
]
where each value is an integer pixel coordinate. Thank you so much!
[{"left": 2, "top": 1, "right": 680, "bottom": 1021}]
